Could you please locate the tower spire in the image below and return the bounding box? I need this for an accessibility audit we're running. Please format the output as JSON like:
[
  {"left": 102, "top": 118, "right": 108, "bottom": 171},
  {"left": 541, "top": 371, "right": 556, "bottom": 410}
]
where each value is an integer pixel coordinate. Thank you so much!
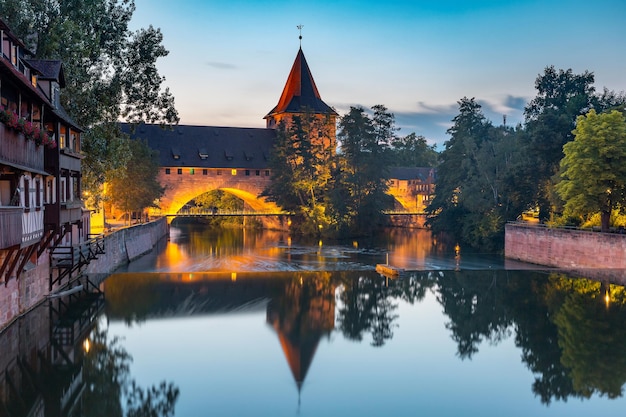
[{"left": 297, "top": 24, "right": 303, "bottom": 47}]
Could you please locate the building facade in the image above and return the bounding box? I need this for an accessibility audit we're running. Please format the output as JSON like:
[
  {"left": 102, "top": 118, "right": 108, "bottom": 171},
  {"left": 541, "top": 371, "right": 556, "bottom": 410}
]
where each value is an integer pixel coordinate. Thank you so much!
[{"left": 0, "top": 18, "right": 94, "bottom": 328}]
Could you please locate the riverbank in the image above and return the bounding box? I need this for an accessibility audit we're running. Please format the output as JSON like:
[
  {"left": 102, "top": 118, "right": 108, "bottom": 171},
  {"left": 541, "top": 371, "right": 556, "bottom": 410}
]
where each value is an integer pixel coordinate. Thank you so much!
[
  {"left": 505, "top": 222, "right": 626, "bottom": 270},
  {"left": 0, "top": 217, "right": 168, "bottom": 332},
  {"left": 85, "top": 217, "right": 169, "bottom": 284}
]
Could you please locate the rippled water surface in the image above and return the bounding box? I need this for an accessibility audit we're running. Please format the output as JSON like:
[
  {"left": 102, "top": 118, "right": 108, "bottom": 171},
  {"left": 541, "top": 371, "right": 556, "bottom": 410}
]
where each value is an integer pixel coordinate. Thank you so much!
[{"left": 3, "top": 225, "right": 626, "bottom": 416}]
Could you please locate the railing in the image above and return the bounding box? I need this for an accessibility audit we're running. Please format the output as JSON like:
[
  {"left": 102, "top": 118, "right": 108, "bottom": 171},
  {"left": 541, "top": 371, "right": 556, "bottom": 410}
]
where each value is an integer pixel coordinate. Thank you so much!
[
  {"left": 168, "top": 209, "right": 293, "bottom": 217},
  {"left": 0, "top": 207, "right": 22, "bottom": 249},
  {"left": 0, "top": 123, "right": 44, "bottom": 172},
  {"left": 382, "top": 210, "right": 429, "bottom": 215},
  {"left": 507, "top": 220, "right": 626, "bottom": 234},
  {"left": 50, "top": 234, "right": 105, "bottom": 288}
]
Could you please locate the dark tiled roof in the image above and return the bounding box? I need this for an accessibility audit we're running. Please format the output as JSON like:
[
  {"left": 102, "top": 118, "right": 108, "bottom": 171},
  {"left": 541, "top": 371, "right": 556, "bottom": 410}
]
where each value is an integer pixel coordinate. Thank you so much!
[
  {"left": 0, "top": 17, "right": 32, "bottom": 54},
  {"left": 24, "top": 59, "right": 66, "bottom": 87},
  {"left": 389, "top": 167, "right": 436, "bottom": 181},
  {"left": 0, "top": 53, "right": 79, "bottom": 130},
  {"left": 265, "top": 48, "right": 337, "bottom": 118},
  {"left": 121, "top": 123, "right": 277, "bottom": 169}
]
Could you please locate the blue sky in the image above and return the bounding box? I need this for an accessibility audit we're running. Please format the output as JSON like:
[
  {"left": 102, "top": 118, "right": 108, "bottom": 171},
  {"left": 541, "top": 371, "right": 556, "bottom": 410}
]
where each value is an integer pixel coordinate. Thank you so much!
[{"left": 130, "top": 0, "right": 626, "bottom": 148}]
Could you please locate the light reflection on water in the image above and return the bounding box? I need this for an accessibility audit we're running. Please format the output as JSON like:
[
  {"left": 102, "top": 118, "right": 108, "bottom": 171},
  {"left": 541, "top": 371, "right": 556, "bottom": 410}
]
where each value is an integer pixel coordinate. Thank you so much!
[
  {"left": 100, "top": 226, "right": 626, "bottom": 417},
  {"left": 120, "top": 225, "right": 513, "bottom": 273},
  {"left": 103, "top": 269, "right": 626, "bottom": 417},
  {"left": 4, "top": 226, "right": 626, "bottom": 416}
]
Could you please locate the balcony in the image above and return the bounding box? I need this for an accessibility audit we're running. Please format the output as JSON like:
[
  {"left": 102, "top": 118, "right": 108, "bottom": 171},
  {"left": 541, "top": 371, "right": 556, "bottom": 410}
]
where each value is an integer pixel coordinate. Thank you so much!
[
  {"left": 0, "top": 123, "right": 45, "bottom": 173},
  {"left": 0, "top": 207, "right": 22, "bottom": 249}
]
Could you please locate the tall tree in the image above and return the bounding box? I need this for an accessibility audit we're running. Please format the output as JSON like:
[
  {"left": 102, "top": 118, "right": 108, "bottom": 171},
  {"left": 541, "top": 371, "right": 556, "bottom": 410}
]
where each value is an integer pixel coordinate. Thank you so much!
[
  {"left": 0, "top": 0, "right": 179, "bottom": 204},
  {"left": 262, "top": 113, "right": 333, "bottom": 234},
  {"left": 388, "top": 132, "right": 438, "bottom": 167},
  {"left": 107, "top": 138, "right": 164, "bottom": 222},
  {"left": 331, "top": 105, "right": 395, "bottom": 234},
  {"left": 427, "top": 97, "right": 522, "bottom": 250},
  {"left": 522, "top": 66, "right": 596, "bottom": 220},
  {"left": 555, "top": 110, "right": 626, "bottom": 232}
]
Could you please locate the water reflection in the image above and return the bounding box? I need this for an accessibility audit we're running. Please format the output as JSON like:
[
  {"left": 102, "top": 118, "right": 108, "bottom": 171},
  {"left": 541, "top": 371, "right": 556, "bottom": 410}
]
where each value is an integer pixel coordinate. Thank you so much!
[
  {"left": 0, "top": 277, "right": 179, "bottom": 417},
  {"left": 4, "top": 227, "right": 626, "bottom": 415},
  {"left": 120, "top": 226, "right": 510, "bottom": 274},
  {"left": 102, "top": 269, "right": 626, "bottom": 410}
]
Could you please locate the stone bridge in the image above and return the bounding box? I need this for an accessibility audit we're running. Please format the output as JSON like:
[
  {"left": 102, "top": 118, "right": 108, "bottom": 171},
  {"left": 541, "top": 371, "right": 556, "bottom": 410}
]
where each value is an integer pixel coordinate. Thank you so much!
[{"left": 122, "top": 124, "right": 434, "bottom": 228}]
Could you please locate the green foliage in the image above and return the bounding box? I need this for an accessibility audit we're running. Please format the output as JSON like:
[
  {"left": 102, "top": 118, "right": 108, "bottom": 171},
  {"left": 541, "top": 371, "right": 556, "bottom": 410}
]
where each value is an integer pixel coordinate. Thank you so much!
[
  {"left": 0, "top": 0, "right": 179, "bottom": 206},
  {"left": 262, "top": 113, "right": 333, "bottom": 234},
  {"left": 522, "top": 66, "right": 598, "bottom": 220},
  {"left": 427, "top": 97, "right": 523, "bottom": 250},
  {"left": 189, "top": 190, "right": 246, "bottom": 227},
  {"left": 107, "top": 138, "right": 164, "bottom": 219},
  {"left": 328, "top": 105, "right": 395, "bottom": 235},
  {"left": 555, "top": 110, "right": 626, "bottom": 232},
  {"left": 388, "top": 132, "right": 438, "bottom": 167},
  {"left": 82, "top": 122, "right": 132, "bottom": 208}
]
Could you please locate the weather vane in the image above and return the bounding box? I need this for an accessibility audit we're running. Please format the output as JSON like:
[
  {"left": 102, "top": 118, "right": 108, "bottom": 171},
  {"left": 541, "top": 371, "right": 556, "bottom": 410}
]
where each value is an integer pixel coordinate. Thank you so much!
[{"left": 297, "top": 24, "right": 303, "bottom": 46}]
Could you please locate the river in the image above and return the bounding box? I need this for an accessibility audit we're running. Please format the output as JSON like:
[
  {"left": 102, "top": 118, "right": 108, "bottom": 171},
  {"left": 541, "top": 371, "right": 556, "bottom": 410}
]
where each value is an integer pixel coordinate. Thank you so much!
[{"left": 2, "top": 224, "right": 626, "bottom": 416}]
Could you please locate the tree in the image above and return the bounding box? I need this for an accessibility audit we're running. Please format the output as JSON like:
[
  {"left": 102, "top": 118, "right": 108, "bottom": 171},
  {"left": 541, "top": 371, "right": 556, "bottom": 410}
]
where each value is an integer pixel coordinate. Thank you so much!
[
  {"left": 427, "top": 97, "right": 522, "bottom": 249},
  {"left": 262, "top": 113, "right": 333, "bottom": 234},
  {"left": 388, "top": 132, "right": 438, "bottom": 167},
  {"left": 330, "top": 105, "right": 395, "bottom": 235},
  {"left": 522, "top": 66, "right": 596, "bottom": 220},
  {"left": 0, "top": 0, "right": 179, "bottom": 204},
  {"left": 107, "top": 138, "right": 164, "bottom": 222},
  {"left": 555, "top": 110, "right": 626, "bottom": 232}
]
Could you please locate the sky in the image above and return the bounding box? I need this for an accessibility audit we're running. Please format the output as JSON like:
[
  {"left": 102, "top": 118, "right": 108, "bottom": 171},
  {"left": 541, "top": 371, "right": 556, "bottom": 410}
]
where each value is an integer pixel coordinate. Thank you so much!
[{"left": 130, "top": 0, "right": 626, "bottom": 149}]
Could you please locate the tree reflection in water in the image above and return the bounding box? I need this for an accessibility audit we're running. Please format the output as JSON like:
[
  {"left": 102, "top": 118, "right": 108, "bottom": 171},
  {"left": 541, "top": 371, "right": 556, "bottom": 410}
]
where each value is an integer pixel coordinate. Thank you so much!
[
  {"left": 83, "top": 325, "right": 180, "bottom": 417},
  {"left": 102, "top": 268, "right": 626, "bottom": 407},
  {"left": 433, "top": 270, "right": 626, "bottom": 404}
]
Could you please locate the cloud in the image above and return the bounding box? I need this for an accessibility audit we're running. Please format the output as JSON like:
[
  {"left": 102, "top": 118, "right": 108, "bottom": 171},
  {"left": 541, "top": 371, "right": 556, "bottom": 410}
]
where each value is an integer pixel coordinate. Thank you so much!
[
  {"left": 391, "top": 95, "right": 530, "bottom": 149},
  {"left": 205, "top": 61, "right": 237, "bottom": 70}
]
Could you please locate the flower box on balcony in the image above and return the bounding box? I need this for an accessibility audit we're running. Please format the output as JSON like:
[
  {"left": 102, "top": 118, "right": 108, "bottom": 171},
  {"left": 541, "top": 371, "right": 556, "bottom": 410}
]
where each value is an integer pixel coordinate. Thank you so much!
[{"left": 0, "top": 122, "right": 45, "bottom": 172}]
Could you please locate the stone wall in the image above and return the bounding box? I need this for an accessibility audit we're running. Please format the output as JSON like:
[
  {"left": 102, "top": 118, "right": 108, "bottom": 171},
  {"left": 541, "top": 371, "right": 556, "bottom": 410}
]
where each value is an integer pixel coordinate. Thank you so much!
[
  {"left": 505, "top": 222, "right": 626, "bottom": 269},
  {"left": 0, "top": 217, "right": 168, "bottom": 332},
  {"left": 85, "top": 217, "right": 168, "bottom": 282}
]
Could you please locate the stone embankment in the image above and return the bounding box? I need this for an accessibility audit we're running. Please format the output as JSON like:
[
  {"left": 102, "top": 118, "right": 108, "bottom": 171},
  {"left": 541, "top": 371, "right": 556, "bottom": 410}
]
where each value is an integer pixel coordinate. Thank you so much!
[
  {"left": 0, "top": 218, "right": 168, "bottom": 332},
  {"left": 505, "top": 222, "right": 626, "bottom": 271},
  {"left": 85, "top": 217, "right": 168, "bottom": 282}
]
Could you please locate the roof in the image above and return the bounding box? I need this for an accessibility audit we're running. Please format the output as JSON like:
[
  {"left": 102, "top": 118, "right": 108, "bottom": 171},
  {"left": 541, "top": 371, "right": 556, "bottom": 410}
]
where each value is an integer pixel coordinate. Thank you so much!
[
  {"left": 265, "top": 48, "right": 337, "bottom": 118},
  {"left": 389, "top": 167, "right": 436, "bottom": 181},
  {"left": 24, "top": 59, "right": 66, "bottom": 87},
  {"left": 121, "top": 123, "right": 277, "bottom": 169},
  {"left": 0, "top": 17, "right": 33, "bottom": 54}
]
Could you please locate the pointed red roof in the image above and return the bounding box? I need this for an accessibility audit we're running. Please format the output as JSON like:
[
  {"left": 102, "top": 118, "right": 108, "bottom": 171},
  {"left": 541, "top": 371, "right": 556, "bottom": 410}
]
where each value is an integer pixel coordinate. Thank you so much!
[{"left": 265, "top": 48, "right": 336, "bottom": 118}]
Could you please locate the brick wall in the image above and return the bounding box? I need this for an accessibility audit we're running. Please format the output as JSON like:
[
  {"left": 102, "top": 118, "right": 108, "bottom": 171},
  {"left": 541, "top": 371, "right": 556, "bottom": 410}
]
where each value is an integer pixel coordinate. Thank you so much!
[{"left": 505, "top": 223, "right": 626, "bottom": 269}]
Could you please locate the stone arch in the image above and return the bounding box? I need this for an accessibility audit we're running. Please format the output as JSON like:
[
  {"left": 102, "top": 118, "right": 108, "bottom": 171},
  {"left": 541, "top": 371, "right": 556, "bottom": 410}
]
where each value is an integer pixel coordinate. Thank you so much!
[{"left": 160, "top": 187, "right": 279, "bottom": 214}]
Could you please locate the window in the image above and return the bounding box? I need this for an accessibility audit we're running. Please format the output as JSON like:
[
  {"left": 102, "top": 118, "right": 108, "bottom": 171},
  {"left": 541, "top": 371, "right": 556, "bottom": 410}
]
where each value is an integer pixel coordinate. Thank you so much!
[
  {"left": 72, "top": 175, "right": 79, "bottom": 201},
  {"left": 255, "top": 170, "right": 260, "bottom": 176},
  {"left": 245, "top": 170, "right": 250, "bottom": 176},
  {"left": 59, "top": 177, "right": 67, "bottom": 203},
  {"left": 165, "top": 168, "right": 171, "bottom": 175},
  {"left": 35, "top": 180, "right": 41, "bottom": 208},
  {"left": 217, "top": 170, "right": 222, "bottom": 176},
  {"left": 265, "top": 170, "right": 270, "bottom": 176},
  {"left": 23, "top": 178, "right": 30, "bottom": 208},
  {"left": 46, "top": 179, "right": 53, "bottom": 204},
  {"left": 203, "top": 169, "right": 208, "bottom": 175},
  {"left": 231, "top": 169, "right": 237, "bottom": 176},
  {"left": 177, "top": 168, "right": 182, "bottom": 175},
  {"left": 190, "top": 168, "right": 195, "bottom": 175}
]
